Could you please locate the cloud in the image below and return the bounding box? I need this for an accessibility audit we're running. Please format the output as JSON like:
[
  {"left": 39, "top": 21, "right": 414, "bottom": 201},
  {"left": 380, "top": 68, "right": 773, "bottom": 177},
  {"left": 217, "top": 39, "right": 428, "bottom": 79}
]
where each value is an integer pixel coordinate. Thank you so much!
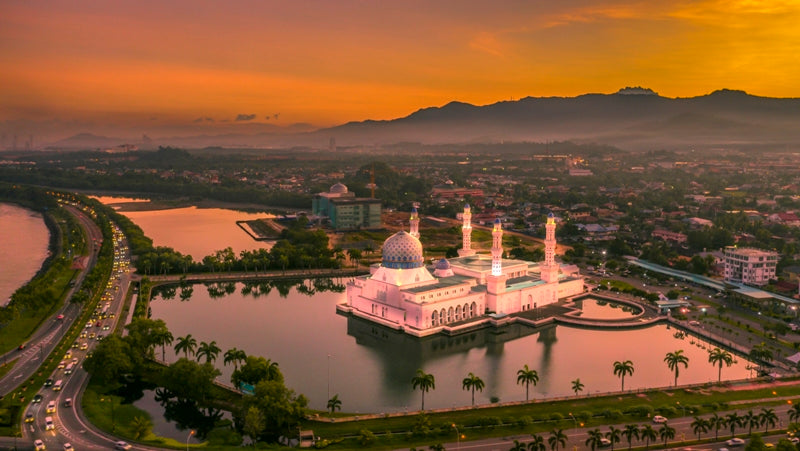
[
  {"left": 235, "top": 114, "right": 257, "bottom": 121},
  {"left": 193, "top": 116, "right": 215, "bottom": 123}
]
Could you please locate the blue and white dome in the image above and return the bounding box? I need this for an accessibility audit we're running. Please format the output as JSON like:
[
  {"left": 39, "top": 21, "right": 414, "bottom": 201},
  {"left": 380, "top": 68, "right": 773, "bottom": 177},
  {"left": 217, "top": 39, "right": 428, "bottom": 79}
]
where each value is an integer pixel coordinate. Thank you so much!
[
  {"left": 433, "top": 258, "right": 454, "bottom": 277},
  {"left": 330, "top": 183, "right": 348, "bottom": 194},
  {"left": 382, "top": 231, "right": 423, "bottom": 269},
  {"left": 435, "top": 258, "right": 451, "bottom": 270}
]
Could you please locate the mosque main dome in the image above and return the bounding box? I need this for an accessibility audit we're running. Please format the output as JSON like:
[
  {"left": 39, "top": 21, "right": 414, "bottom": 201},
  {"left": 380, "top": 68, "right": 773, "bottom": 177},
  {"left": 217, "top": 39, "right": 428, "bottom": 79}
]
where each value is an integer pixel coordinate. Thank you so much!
[
  {"left": 382, "top": 231, "right": 423, "bottom": 269},
  {"left": 330, "top": 183, "right": 348, "bottom": 194}
]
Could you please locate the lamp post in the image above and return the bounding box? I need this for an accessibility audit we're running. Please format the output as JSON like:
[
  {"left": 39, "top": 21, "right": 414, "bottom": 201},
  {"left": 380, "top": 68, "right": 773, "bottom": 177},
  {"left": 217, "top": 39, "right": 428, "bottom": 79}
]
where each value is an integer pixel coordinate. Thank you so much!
[
  {"left": 676, "top": 401, "right": 686, "bottom": 417},
  {"left": 569, "top": 412, "right": 577, "bottom": 432},
  {"left": 452, "top": 424, "right": 460, "bottom": 450},
  {"left": 101, "top": 397, "right": 115, "bottom": 432},
  {"left": 327, "top": 354, "right": 334, "bottom": 401},
  {"left": 186, "top": 430, "right": 195, "bottom": 451}
]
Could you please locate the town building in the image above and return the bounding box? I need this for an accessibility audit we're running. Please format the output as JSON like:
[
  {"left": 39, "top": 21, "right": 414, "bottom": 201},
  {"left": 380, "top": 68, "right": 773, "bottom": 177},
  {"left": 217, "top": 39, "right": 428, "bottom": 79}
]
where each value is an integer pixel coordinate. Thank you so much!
[
  {"left": 312, "top": 183, "right": 381, "bottom": 230},
  {"left": 341, "top": 206, "right": 585, "bottom": 336},
  {"left": 723, "top": 246, "right": 779, "bottom": 286}
]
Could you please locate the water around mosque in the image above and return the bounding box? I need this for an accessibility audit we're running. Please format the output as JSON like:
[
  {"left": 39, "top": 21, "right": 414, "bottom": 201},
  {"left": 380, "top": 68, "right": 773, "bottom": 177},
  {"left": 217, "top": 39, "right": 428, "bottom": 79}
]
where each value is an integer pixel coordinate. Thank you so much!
[
  {"left": 149, "top": 281, "right": 753, "bottom": 414},
  {"left": 0, "top": 203, "right": 50, "bottom": 305},
  {"left": 573, "top": 298, "right": 640, "bottom": 320}
]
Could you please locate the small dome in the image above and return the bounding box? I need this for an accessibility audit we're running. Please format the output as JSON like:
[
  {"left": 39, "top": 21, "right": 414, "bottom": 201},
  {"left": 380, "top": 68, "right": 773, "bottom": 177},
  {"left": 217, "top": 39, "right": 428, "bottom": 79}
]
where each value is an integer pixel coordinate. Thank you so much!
[
  {"left": 464, "top": 203, "right": 470, "bottom": 209},
  {"left": 330, "top": 183, "right": 348, "bottom": 194},
  {"left": 547, "top": 212, "right": 554, "bottom": 218},
  {"left": 382, "top": 231, "right": 423, "bottom": 269},
  {"left": 411, "top": 207, "right": 418, "bottom": 213},
  {"left": 435, "top": 258, "right": 451, "bottom": 270},
  {"left": 494, "top": 218, "right": 501, "bottom": 224}
]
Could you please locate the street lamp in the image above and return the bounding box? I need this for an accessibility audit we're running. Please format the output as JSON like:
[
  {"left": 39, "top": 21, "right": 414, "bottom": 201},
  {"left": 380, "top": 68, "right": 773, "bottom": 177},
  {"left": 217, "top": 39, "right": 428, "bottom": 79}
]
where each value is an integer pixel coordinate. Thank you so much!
[
  {"left": 327, "top": 354, "right": 333, "bottom": 401},
  {"left": 451, "top": 424, "right": 461, "bottom": 450},
  {"left": 569, "top": 412, "right": 577, "bottom": 432},
  {"left": 100, "top": 397, "right": 115, "bottom": 432},
  {"left": 186, "top": 430, "right": 195, "bottom": 451},
  {"left": 676, "top": 401, "right": 686, "bottom": 417}
]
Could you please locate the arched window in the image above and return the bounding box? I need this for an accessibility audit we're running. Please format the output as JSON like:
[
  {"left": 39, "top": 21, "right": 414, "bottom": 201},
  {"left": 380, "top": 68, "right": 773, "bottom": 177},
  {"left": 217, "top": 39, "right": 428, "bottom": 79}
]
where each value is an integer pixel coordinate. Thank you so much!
[
  {"left": 447, "top": 307, "right": 453, "bottom": 323},
  {"left": 464, "top": 303, "right": 469, "bottom": 317},
  {"left": 470, "top": 302, "right": 476, "bottom": 316},
  {"left": 439, "top": 309, "right": 445, "bottom": 324},
  {"left": 455, "top": 305, "right": 461, "bottom": 321},
  {"left": 431, "top": 311, "right": 438, "bottom": 326}
]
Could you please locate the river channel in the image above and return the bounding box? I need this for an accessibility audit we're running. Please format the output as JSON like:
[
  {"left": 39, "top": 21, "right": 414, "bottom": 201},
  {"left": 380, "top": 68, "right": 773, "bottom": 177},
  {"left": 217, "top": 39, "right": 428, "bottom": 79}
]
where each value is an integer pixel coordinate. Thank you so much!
[{"left": 0, "top": 203, "right": 50, "bottom": 305}]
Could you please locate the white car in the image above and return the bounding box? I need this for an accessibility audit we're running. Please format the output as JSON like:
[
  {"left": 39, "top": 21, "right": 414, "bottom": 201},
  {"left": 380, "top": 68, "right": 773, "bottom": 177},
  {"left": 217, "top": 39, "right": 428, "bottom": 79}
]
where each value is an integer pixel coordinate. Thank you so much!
[
  {"left": 45, "top": 416, "right": 55, "bottom": 430},
  {"left": 46, "top": 400, "right": 56, "bottom": 413},
  {"left": 652, "top": 415, "right": 668, "bottom": 424},
  {"left": 34, "top": 439, "right": 46, "bottom": 451},
  {"left": 726, "top": 437, "right": 746, "bottom": 447}
]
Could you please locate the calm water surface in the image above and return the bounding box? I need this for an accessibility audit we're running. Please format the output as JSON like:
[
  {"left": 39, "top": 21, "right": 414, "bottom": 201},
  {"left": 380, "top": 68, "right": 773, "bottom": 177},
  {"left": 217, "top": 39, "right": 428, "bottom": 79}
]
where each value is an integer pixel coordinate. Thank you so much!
[
  {"left": 573, "top": 298, "right": 640, "bottom": 320},
  {"left": 150, "top": 282, "right": 752, "bottom": 414},
  {"left": 0, "top": 203, "right": 49, "bottom": 305},
  {"left": 92, "top": 198, "right": 274, "bottom": 260}
]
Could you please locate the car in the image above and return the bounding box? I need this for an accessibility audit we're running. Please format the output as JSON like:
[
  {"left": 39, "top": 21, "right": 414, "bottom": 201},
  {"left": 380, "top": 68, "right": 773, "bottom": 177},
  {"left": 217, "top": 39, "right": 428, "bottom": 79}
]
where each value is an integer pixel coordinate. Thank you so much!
[
  {"left": 71, "top": 342, "right": 79, "bottom": 348},
  {"left": 58, "top": 360, "right": 66, "bottom": 369},
  {"left": 46, "top": 400, "right": 56, "bottom": 413},
  {"left": 63, "top": 398, "right": 72, "bottom": 407},
  {"left": 63, "top": 444, "right": 73, "bottom": 451},
  {"left": 599, "top": 438, "right": 611, "bottom": 447},
  {"left": 44, "top": 378, "right": 53, "bottom": 387},
  {"left": 24, "top": 412, "right": 34, "bottom": 423},
  {"left": 79, "top": 332, "right": 87, "bottom": 338},
  {"left": 32, "top": 394, "right": 43, "bottom": 403},
  {"left": 102, "top": 325, "right": 110, "bottom": 331},
  {"left": 45, "top": 416, "right": 54, "bottom": 430},
  {"left": 652, "top": 415, "right": 668, "bottom": 424},
  {"left": 57, "top": 314, "right": 64, "bottom": 320},
  {"left": 791, "top": 437, "right": 800, "bottom": 445},
  {"left": 34, "top": 439, "right": 46, "bottom": 451},
  {"left": 726, "top": 438, "right": 746, "bottom": 447},
  {"left": 18, "top": 343, "right": 26, "bottom": 350},
  {"left": 85, "top": 321, "right": 92, "bottom": 328},
  {"left": 80, "top": 342, "right": 88, "bottom": 350},
  {"left": 89, "top": 332, "right": 96, "bottom": 339},
  {"left": 114, "top": 441, "right": 132, "bottom": 450}
]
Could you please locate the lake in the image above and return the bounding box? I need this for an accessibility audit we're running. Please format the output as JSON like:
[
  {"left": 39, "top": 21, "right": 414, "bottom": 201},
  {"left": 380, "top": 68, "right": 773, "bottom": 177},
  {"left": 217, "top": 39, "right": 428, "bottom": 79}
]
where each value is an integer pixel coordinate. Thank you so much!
[
  {"left": 149, "top": 280, "right": 753, "bottom": 414},
  {"left": 0, "top": 203, "right": 50, "bottom": 305}
]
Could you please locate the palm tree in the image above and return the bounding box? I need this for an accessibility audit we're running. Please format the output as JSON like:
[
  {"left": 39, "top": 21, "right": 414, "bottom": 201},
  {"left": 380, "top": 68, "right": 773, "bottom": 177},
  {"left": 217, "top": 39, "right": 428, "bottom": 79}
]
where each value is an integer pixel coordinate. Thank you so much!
[
  {"left": 461, "top": 372, "right": 485, "bottom": 406},
  {"left": 571, "top": 378, "right": 584, "bottom": 397},
  {"left": 658, "top": 424, "right": 675, "bottom": 447},
  {"left": 411, "top": 369, "right": 435, "bottom": 411},
  {"left": 528, "top": 434, "right": 546, "bottom": 451},
  {"left": 264, "top": 358, "right": 281, "bottom": 381},
  {"left": 547, "top": 428, "right": 567, "bottom": 451},
  {"left": 760, "top": 407, "right": 778, "bottom": 433},
  {"left": 708, "top": 347, "right": 733, "bottom": 383},
  {"left": 327, "top": 394, "right": 342, "bottom": 415},
  {"left": 516, "top": 364, "right": 539, "bottom": 401},
  {"left": 622, "top": 424, "right": 639, "bottom": 450},
  {"left": 726, "top": 412, "right": 742, "bottom": 437},
  {"left": 789, "top": 403, "right": 800, "bottom": 424},
  {"left": 743, "top": 409, "right": 759, "bottom": 436},
  {"left": 664, "top": 350, "right": 689, "bottom": 387},
  {"left": 155, "top": 329, "right": 173, "bottom": 362},
  {"left": 691, "top": 416, "right": 709, "bottom": 440},
  {"left": 613, "top": 360, "right": 634, "bottom": 391},
  {"left": 428, "top": 444, "right": 445, "bottom": 451},
  {"left": 196, "top": 340, "right": 221, "bottom": 364},
  {"left": 606, "top": 425, "right": 621, "bottom": 451},
  {"left": 173, "top": 334, "right": 197, "bottom": 359},
  {"left": 639, "top": 425, "right": 657, "bottom": 449},
  {"left": 708, "top": 413, "right": 725, "bottom": 440},
  {"left": 223, "top": 347, "right": 247, "bottom": 371},
  {"left": 585, "top": 429, "right": 604, "bottom": 451},
  {"left": 510, "top": 440, "right": 527, "bottom": 451}
]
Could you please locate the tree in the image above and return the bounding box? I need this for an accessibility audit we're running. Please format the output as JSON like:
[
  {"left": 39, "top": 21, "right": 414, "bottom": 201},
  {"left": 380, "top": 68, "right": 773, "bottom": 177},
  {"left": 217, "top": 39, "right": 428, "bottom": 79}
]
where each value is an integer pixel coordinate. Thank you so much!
[
  {"left": 743, "top": 410, "right": 759, "bottom": 436},
  {"left": 727, "top": 412, "right": 743, "bottom": 437},
  {"left": 658, "top": 424, "right": 675, "bottom": 447},
  {"left": 174, "top": 333, "right": 197, "bottom": 359},
  {"left": 130, "top": 416, "right": 153, "bottom": 440},
  {"left": 760, "top": 407, "right": 778, "bottom": 433},
  {"left": 664, "top": 350, "right": 689, "bottom": 387},
  {"left": 155, "top": 329, "right": 173, "bottom": 362},
  {"left": 411, "top": 369, "right": 435, "bottom": 411},
  {"left": 232, "top": 356, "right": 283, "bottom": 388},
  {"left": 224, "top": 347, "right": 247, "bottom": 371},
  {"left": 746, "top": 433, "right": 767, "bottom": 451},
  {"left": 571, "top": 378, "right": 584, "bottom": 397},
  {"left": 585, "top": 429, "right": 604, "bottom": 451},
  {"left": 606, "top": 425, "right": 621, "bottom": 451},
  {"left": 196, "top": 340, "right": 221, "bottom": 364},
  {"left": 528, "top": 434, "right": 546, "bottom": 451},
  {"left": 639, "top": 425, "right": 657, "bottom": 449},
  {"left": 461, "top": 372, "right": 485, "bottom": 406},
  {"left": 613, "top": 360, "right": 634, "bottom": 391},
  {"left": 82, "top": 334, "right": 133, "bottom": 385},
  {"left": 161, "top": 358, "right": 221, "bottom": 403},
  {"left": 622, "top": 424, "right": 639, "bottom": 450},
  {"left": 691, "top": 416, "right": 709, "bottom": 440},
  {"left": 708, "top": 413, "right": 725, "bottom": 440},
  {"left": 247, "top": 378, "right": 308, "bottom": 442},
  {"left": 510, "top": 440, "right": 528, "bottom": 451},
  {"left": 788, "top": 403, "right": 800, "bottom": 424},
  {"left": 708, "top": 347, "right": 733, "bottom": 383},
  {"left": 517, "top": 364, "right": 539, "bottom": 401},
  {"left": 125, "top": 318, "right": 171, "bottom": 360},
  {"left": 327, "top": 394, "right": 342, "bottom": 415},
  {"left": 548, "top": 428, "right": 567, "bottom": 451},
  {"left": 243, "top": 406, "right": 266, "bottom": 446}
]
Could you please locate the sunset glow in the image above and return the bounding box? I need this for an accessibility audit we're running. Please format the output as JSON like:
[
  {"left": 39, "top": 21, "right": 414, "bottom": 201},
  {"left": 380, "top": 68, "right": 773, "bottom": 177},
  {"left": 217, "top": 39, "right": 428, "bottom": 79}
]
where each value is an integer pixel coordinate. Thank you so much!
[{"left": 2, "top": 0, "right": 799, "bottom": 139}]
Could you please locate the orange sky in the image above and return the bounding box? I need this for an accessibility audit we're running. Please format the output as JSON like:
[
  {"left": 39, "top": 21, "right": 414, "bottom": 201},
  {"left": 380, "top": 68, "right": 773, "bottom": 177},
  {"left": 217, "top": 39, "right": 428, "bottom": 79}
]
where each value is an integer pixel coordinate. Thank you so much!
[{"left": 1, "top": 0, "right": 799, "bottom": 139}]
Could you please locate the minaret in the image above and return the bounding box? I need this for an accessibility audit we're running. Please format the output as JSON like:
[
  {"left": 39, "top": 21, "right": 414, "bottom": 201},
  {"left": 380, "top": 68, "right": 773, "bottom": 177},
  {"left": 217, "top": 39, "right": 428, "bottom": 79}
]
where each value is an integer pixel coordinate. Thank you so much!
[
  {"left": 491, "top": 218, "right": 503, "bottom": 276},
  {"left": 409, "top": 207, "right": 420, "bottom": 239},
  {"left": 541, "top": 213, "right": 559, "bottom": 283},
  {"left": 457, "top": 204, "right": 476, "bottom": 257}
]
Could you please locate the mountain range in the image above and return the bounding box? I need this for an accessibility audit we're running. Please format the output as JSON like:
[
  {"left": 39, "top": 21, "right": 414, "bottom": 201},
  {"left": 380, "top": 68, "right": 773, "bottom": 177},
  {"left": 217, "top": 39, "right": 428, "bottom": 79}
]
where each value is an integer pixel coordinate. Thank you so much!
[{"left": 48, "top": 88, "right": 800, "bottom": 151}]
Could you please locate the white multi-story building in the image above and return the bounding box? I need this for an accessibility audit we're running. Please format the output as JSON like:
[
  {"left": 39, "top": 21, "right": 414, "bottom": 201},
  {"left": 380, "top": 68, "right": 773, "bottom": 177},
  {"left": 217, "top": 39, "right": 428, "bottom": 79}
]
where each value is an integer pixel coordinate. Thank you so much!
[
  {"left": 723, "top": 246, "right": 778, "bottom": 286},
  {"left": 341, "top": 207, "right": 584, "bottom": 337}
]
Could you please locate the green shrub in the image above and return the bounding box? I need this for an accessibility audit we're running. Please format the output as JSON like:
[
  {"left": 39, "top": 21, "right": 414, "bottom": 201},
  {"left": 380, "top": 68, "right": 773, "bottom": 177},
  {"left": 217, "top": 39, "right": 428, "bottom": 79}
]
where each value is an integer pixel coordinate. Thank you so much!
[
  {"left": 549, "top": 412, "right": 564, "bottom": 422},
  {"left": 358, "top": 429, "right": 375, "bottom": 447},
  {"left": 627, "top": 404, "right": 654, "bottom": 418}
]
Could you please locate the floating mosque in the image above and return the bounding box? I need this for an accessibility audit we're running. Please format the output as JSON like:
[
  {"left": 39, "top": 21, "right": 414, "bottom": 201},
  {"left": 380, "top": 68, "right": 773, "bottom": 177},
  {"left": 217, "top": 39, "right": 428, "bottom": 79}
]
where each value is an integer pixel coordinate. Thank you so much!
[{"left": 340, "top": 205, "right": 585, "bottom": 337}]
